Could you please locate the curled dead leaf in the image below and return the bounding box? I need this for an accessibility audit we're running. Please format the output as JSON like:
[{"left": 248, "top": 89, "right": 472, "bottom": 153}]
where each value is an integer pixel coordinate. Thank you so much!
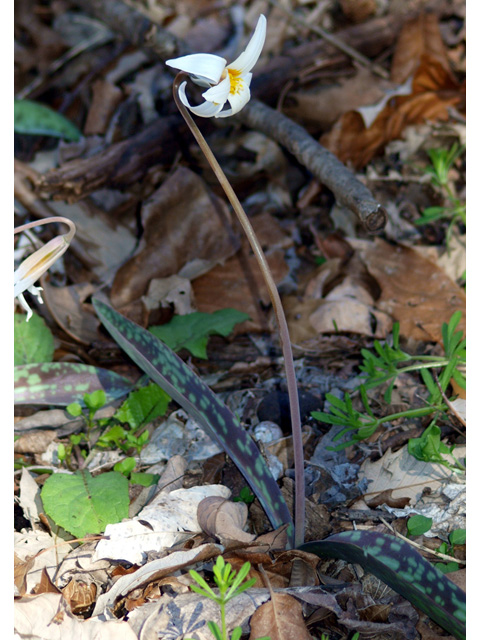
[
  {"left": 197, "top": 496, "right": 256, "bottom": 544},
  {"left": 62, "top": 579, "right": 97, "bottom": 614}
]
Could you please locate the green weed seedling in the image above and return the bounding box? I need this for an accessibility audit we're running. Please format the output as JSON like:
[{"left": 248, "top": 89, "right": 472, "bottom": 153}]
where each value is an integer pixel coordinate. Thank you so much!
[
  {"left": 408, "top": 423, "right": 465, "bottom": 472},
  {"left": 66, "top": 389, "right": 107, "bottom": 434},
  {"left": 186, "top": 556, "right": 269, "bottom": 640},
  {"left": 359, "top": 312, "right": 465, "bottom": 403},
  {"left": 233, "top": 487, "right": 255, "bottom": 505},
  {"left": 407, "top": 514, "right": 433, "bottom": 537},
  {"left": 435, "top": 529, "right": 466, "bottom": 574},
  {"left": 314, "top": 312, "right": 466, "bottom": 449},
  {"left": 311, "top": 384, "right": 443, "bottom": 451},
  {"left": 416, "top": 143, "right": 466, "bottom": 245}
]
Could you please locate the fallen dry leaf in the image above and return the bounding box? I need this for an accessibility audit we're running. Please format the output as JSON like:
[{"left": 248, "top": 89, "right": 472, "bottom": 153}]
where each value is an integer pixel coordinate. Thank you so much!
[
  {"left": 32, "top": 567, "right": 62, "bottom": 595},
  {"left": 14, "top": 552, "right": 34, "bottom": 596},
  {"left": 350, "top": 237, "right": 466, "bottom": 343},
  {"left": 197, "top": 496, "right": 256, "bottom": 544},
  {"left": 14, "top": 593, "right": 138, "bottom": 640},
  {"left": 111, "top": 166, "right": 240, "bottom": 308},
  {"left": 249, "top": 592, "right": 312, "bottom": 640},
  {"left": 62, "top": 579, "right": 97, "bottom": 614},
  {"left": 357, "top": 444, "right": 467, "bottom": 505},
  {"left": 321, "top": 13, "right": 464, "bottom": 168}
]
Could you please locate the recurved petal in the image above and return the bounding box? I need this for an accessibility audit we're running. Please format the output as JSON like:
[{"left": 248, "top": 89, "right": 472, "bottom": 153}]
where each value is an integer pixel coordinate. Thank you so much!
[
  {"left": 166, "top": 53, "right": 227, "bottom": 84},
  {"left": 215, "top": 82, "right": 251, "bottom": 118},
  {"left": 202, "top": 75, "right": 231, "bottom": 104},
  {"left": 228, "top": 14, "right": 266, "bottom": 74},
  {"left": 178, "top": 82, "right": 225, "bottom": 117}
]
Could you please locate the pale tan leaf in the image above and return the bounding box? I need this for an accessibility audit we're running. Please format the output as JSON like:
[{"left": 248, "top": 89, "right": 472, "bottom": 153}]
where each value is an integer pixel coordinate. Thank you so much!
[{"left": 197, "top": 496, "right": 256, "bottom": 543}]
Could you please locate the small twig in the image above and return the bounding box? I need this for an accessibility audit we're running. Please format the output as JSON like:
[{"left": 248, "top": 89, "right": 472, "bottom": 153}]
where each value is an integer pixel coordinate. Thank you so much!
[
  {"left": 267, "top": 0, "right": 389, "bottom": 79},
  {"left": 173, "top": 74, "right": 305, "bottom": 547},
  {"left": 379, "top": 517, "right": 466, "bottom": 565}
]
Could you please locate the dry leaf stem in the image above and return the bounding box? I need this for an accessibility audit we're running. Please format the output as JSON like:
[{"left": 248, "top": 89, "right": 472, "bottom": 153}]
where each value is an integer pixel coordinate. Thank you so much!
[{"left": 173, "top": 74, "right": 305, "bottom": 548}]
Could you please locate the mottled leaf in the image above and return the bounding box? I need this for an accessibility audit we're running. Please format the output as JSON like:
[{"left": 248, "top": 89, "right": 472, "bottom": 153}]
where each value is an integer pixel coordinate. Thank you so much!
[
  {"left": 41, "top": 470, "right": 129, "bottom": 538},
  {"left": 14, "top": 99, "right": 81, "bottom": 141},
  {"left": 92, "top": 297, "right": 294, "bottom": 546},
  {"left": 14, "top": 313, "right": 55, "bottom": 366},
  {"left": 300, "top": 531, "right": 466, "bottom": 640},
  {"left": 149, "top": 308, "right": 250, "bottom": 359},
  {"left": 14, "top": 362, "right": 134, "bottom": 405}
]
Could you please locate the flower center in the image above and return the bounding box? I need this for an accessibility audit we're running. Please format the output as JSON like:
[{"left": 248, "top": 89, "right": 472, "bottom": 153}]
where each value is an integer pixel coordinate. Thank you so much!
[{"left": 227, "top": 68, "right": 244, "bottom": 95}]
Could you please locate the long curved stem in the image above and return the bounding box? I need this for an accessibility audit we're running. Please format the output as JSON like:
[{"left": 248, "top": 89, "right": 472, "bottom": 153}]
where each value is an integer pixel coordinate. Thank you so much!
[
  {"left": 173, "top": 74, "right": 305, "bottom": 547},
  {"left": 14, "top": 216, "right": 76, "bottom": 244}
]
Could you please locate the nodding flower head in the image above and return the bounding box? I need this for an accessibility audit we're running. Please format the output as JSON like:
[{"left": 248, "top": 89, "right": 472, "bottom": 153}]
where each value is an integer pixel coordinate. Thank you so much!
[
  {"left": 14, "top": 217, "right": 75, "bottom": 321},
  {"left": 166, "top": 15, "right": 266, "bottom": 118}
]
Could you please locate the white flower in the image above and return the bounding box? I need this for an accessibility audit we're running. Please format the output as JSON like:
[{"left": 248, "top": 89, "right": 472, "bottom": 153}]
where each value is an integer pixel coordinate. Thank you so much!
[
  {"left": 14, "top": 229, "right": 73, "bottom": 321},
  {"left": 166, "top": 15, "right": 266, "bottom": 118}
]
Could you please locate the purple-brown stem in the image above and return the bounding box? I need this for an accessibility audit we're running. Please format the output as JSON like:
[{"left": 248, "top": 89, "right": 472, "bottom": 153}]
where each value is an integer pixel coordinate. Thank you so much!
[{"left": 173, "top": 73, "right": 305, "bottom": 546}]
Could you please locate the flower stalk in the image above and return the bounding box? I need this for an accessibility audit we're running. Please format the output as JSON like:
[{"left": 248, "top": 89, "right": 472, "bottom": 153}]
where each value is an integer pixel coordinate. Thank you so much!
[{"left": 172, "top": 73, "right": 305, "bottom": 547}]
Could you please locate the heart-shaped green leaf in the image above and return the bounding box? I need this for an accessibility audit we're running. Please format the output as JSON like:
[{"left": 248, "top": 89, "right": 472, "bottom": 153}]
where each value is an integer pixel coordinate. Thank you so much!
[{"left": 41, "top": 470, "right": 129, "bottom": 538}]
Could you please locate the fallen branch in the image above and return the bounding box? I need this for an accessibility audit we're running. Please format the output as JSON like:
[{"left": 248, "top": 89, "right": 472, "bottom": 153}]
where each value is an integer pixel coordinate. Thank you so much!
[
  {"left": 36, "top": 115, "right": 184, "bottom": 201},
  {"left": 237, "top": 100, "right": 386, "bottom": 231}
]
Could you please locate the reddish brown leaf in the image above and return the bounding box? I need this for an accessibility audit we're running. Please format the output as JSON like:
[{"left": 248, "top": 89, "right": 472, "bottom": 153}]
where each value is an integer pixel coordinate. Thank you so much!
[
  {"left": 32, "top": 567, "right": 61, "bottom": 595},
  {"left": 249, "top": 593, "right": 312, "bottom": 640},
  {"left": 364, "top": 488, "right": 411, "bottom": 509},
  {"left": 61, "top": 579, "right": 97, "bottom": 614},
  {"left": 390, "top": 13, "right": 454, "bottom": 84},
  {"left": 321, "top": 13, "right": 463, "bottom": 168},
  {"left": 353, "top": 238, "right": 466, "bottom": 343},
  {"left": 111, "top": 167, "right": 240, "bottom": 308}
]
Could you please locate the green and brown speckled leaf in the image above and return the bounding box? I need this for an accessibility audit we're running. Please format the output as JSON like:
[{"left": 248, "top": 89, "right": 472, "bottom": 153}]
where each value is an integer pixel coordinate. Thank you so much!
[
  {"left": 14, "top": 362, "right": 134, "bottom": 406},
  {"left": 92, "top": 297, "right": 294, "bottom": 546},
  {"left": 300, "top": 531, "right": 466, "bottom": 640}
]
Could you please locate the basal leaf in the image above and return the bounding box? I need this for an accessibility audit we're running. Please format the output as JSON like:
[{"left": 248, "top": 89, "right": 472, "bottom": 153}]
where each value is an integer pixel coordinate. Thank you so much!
[
  {"left": 41, "top": 470, "right": 129, "bottom": 538},
  {"left": 92, "top": 297, "right": 294, "bottom": 546},
  {"left": 14, "top": 313, "right": 54, "bottom": 366},
  {"left": 14, "top": 99, "right": 81, "bottom": 141},
  {"left": 149, "top": 309, "right": 250, "bottom": 359},
  {"left": 300, "top": 531, "right": 466, "bottom": 640},
  {"left": 14, "top": 362, "right": 134, "bottom": 405}
]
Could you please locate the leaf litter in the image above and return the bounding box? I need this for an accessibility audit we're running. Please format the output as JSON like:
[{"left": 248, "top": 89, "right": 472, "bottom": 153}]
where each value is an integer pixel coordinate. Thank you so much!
[{"left": 14, "top": 1, "right": 466, "bottom": 639}]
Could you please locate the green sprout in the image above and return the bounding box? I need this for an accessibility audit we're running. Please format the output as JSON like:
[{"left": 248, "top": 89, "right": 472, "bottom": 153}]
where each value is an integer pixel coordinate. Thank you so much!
[
  {"left": 186, "top": 556, "right": 268, "bottom": 640},
  {"left": 312, "top": 312, "right": 465, "bottom": 454},
  {"left": 416, "top": 143, "right": 466, "bottom": 246}
]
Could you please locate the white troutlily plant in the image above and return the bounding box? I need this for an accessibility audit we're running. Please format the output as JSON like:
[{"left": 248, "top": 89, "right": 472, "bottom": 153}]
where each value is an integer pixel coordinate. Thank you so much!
[
  {"left": 166, "top": 14, "right": 266, "bottom": 118},
  {"left": 14, "top": 216, "right": 76, "bottom": 321}
]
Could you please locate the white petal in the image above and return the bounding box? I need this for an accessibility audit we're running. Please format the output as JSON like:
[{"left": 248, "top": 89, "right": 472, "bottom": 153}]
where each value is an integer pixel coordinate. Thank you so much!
[
  {"left": 216, "top": 78, "right": 251, "bottom": 118},
  {"left": 228, "top": 14, "right": 266, "bottom": 75},
  {"left": 15, "top": 292, "right": 33, "bottom": 321},
  {"left": 166, "top": 53, "right": 227, "bottom": 85},
  {"left": 202, "top": 75, "right": 231, "bottom": 104},
  {"left": 14, "top": 236, "right": 68, "bottom": 297},
  {"left": 188, "top": 101, "right": 225, "bottom": 118},
  {"left": 178, "top": 82, "right": 225, "bottom": 117}
]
